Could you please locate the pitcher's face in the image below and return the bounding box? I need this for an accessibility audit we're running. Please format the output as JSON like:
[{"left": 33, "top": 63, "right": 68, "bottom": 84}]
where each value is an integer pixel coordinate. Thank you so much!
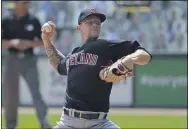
[{"left": 78, "top": 15, "right": 101, "bottom": 40}]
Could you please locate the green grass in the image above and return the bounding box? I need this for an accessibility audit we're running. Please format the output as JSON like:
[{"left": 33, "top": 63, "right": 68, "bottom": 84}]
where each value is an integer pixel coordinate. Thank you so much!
[{"left": 2, "top": 113, "right": 187, "bottom": 128}]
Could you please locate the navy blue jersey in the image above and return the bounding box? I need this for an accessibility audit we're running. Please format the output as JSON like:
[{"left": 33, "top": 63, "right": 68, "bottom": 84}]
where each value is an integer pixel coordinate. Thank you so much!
[{"left": 58, "top": 39, "right": 150, "bottom": 112}]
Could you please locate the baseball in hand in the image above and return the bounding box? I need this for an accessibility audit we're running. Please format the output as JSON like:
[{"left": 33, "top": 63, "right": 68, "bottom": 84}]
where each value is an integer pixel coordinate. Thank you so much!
[{"left": 42, "top": 23, "right": 52, "bottom": 33}]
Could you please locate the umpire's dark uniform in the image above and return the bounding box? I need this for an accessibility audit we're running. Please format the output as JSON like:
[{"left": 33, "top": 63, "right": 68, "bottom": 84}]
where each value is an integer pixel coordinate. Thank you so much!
[{"left": 2, "top": 12, "right": 49, "bottom": 129}]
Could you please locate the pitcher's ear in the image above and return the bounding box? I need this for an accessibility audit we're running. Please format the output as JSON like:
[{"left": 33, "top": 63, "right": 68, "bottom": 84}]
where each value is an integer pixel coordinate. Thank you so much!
[{"left": 77, "top": 25, "right": 81, "bottom": 30}]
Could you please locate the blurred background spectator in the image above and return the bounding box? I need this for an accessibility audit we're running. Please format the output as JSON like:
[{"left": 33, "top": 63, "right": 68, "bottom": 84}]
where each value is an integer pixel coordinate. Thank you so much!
[{"left": 2, "top": 1, "right": 187, "bottom": 56}]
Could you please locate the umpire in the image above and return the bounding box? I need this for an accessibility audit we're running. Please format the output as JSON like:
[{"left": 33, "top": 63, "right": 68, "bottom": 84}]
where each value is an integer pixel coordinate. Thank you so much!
[{"left": 2, "top": 2, "right": 51, "bottom": 129}]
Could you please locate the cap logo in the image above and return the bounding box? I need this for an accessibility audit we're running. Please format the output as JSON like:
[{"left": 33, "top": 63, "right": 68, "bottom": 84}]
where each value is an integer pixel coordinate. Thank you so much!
[{"left": 90, "top": 9, "right": 96, "bottom": 14}]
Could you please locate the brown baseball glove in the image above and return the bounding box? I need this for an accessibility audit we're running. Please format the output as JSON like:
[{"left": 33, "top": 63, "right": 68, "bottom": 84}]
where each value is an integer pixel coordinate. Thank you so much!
[{"left": 99, "top": 56, "right": 134, "bottom": 83}]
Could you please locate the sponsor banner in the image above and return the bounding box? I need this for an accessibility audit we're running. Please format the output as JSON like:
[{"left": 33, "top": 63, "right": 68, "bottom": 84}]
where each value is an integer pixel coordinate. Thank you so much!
[
  {"left": 17, "top": 57, "right": 133, "bottom": 106},
  {"left": 135, "top": 57, "right": 187, "bottom": 107},
  {"left": 110, "top": 78, "right": 133, "bottom": 106}
]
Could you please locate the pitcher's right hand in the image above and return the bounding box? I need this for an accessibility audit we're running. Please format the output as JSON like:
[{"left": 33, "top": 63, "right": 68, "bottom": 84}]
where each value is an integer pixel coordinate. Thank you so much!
[{"left": 41, "top": 21, "right": 56, "bottom": 47}]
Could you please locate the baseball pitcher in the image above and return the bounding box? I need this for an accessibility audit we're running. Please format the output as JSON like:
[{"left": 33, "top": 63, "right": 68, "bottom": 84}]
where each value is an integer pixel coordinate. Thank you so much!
[{"left": 41, "top": 8, "right": 152, "bottom": 128}]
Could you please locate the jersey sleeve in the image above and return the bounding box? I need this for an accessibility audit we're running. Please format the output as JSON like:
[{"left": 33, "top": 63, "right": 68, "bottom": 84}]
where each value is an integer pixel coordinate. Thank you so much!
[
  {"left": 34, "top": 18, "right": 42, "bottom": 40},
  {"left": 108, "top": 40, "right": 152, "bottom": 61},
  {"left": 57, "top": 54, "right": 70, "bottom": 75},
  {"left": 57, "top": 47, "right": 79, "bottom": 75}
]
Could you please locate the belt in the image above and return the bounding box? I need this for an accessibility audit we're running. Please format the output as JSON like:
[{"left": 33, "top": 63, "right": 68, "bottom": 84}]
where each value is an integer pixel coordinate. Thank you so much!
[{"left": 63, "top": 108, "right": 107, "bottom": 120}]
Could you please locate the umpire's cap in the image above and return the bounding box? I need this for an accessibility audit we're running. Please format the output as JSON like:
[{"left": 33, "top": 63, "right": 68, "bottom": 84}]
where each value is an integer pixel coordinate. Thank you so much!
[{"left": 78, "top": 8, "right": 106, "bottom": 25}]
